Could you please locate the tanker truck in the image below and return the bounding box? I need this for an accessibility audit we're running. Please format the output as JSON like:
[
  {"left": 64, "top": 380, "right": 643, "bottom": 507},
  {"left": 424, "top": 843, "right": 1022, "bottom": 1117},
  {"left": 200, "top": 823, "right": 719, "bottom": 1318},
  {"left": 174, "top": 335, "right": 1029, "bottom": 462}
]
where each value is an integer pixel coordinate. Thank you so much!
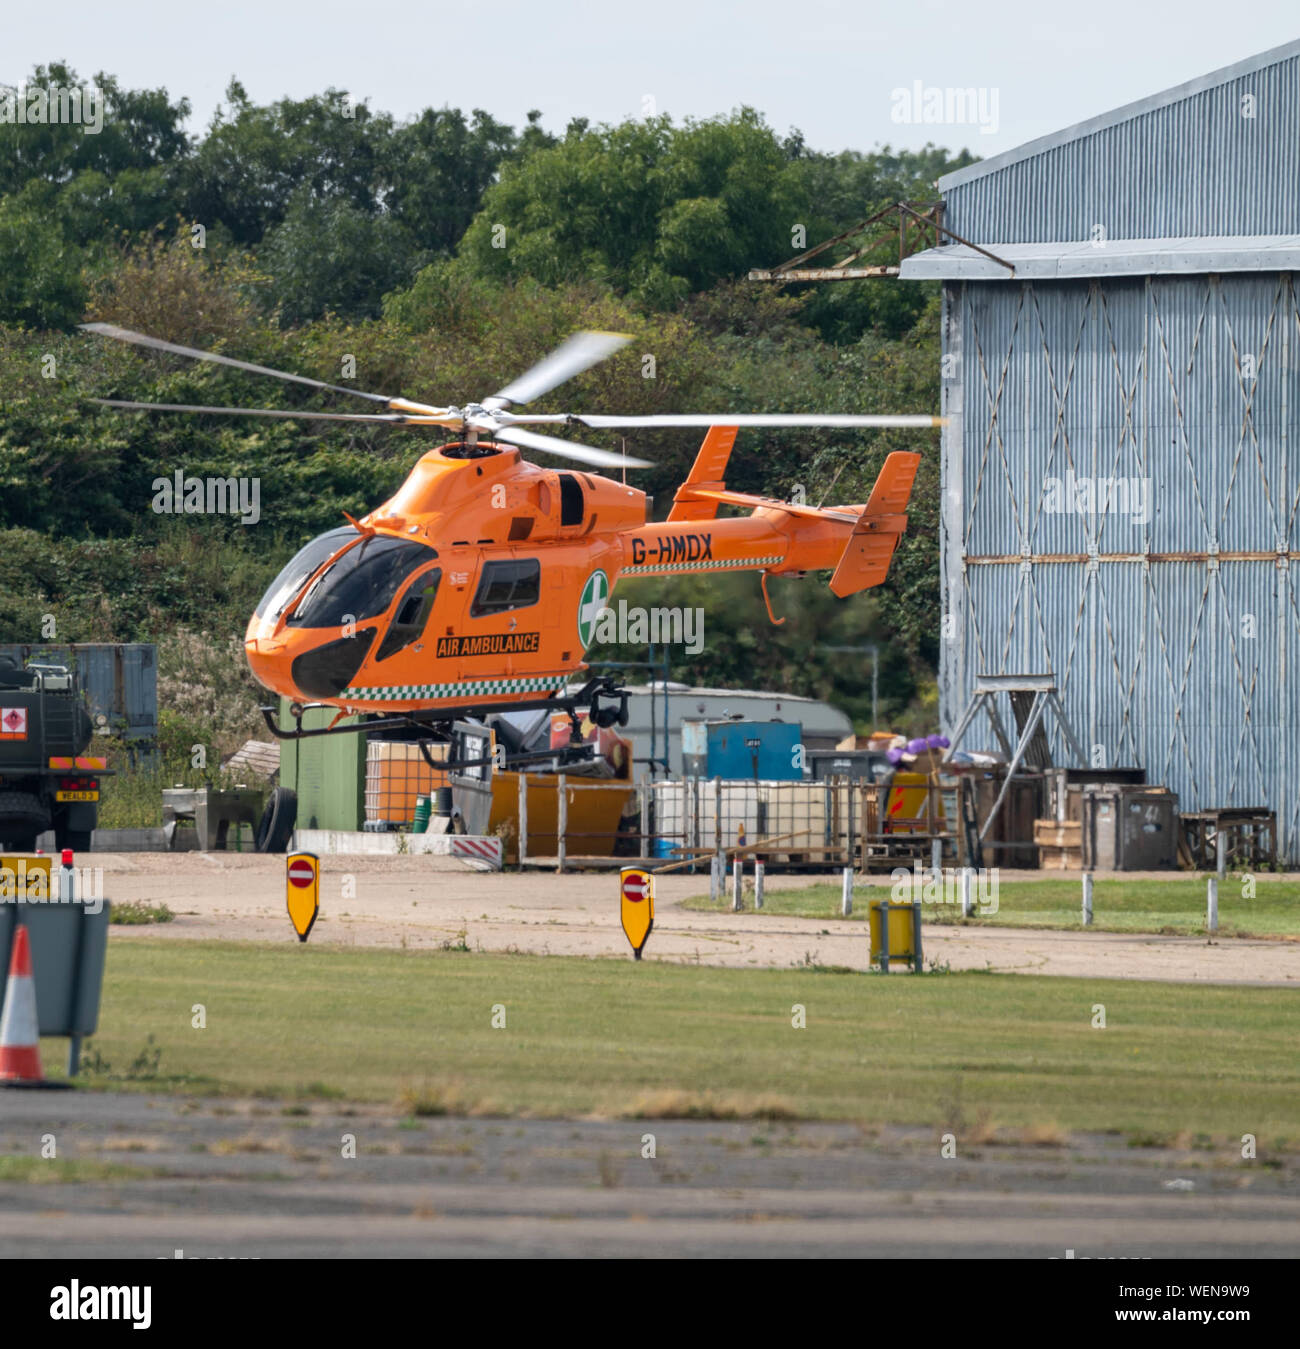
[{"left": 0, "top": 656, "right": 106, "bottom": 851}]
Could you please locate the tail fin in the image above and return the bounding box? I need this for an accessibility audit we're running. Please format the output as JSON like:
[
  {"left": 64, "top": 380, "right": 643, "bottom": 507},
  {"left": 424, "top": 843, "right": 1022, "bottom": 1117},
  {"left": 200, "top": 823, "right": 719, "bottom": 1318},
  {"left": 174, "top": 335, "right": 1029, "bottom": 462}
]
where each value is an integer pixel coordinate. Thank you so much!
[
  {"left": 829, "top": 451, "right": 921, "bottom": 597},
  {"left": 667, "top": 426, "right": 739, "bottom": 522}
]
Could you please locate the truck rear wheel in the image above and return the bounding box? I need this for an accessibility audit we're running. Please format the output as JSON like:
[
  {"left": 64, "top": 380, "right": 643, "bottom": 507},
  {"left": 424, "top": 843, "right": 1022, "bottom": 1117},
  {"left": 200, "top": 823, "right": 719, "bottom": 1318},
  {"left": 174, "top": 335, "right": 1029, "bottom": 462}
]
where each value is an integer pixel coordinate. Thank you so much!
[{"left": 0, "top": 791, "right": 51, "bottom": 852}]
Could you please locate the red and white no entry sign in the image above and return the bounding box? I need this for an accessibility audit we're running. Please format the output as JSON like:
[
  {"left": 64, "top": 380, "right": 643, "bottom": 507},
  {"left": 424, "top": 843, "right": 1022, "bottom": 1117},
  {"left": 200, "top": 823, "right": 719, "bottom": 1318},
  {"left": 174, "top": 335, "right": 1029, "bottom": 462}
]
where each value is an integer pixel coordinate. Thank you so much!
[
  {"left": 621, "top": 873, "right": 648, "bottom": 902},
  {"left": 288, "top": 860, "right": 315, "bottom": 888}
]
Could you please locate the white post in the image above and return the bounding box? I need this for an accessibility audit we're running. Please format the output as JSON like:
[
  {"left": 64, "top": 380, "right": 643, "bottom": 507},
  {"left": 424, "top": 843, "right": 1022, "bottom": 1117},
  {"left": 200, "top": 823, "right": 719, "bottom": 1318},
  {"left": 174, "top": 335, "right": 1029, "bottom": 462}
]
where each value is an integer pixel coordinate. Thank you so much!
[
  {"left": 960, "top": 867, "right": 972, "bottom": 918},
  {"left": 841, "top": 866, "right": 853, "bottom": 917},
  {"left": 1082, "top": 872, "right": 1093, "bottom": 927},
  {"left": 517, "top": 773, "right": 528, "bottom": 866},
  {"left": 731, "top": 854, "right": 742, "bottom": 912},
  {"left": 1207, "top": 876, "right": 1218, "bottom": 933},
  {"left": 754, "top": 859, "right": 765, "bottom": 910},
  {"left": 556, "top": 774, "right": 567, "bottom": 874},
  {"left": 713, "top": 776, "right": 723, "bottom": 885},
  {"left": 709, "top": 850, "right": 720, "bottom": 901},
  {"left": 1216, "top": 828, "right": 1226, "bottom": 879},
  {"left": 931, "top": 836, "right": 942, "bottom": 875}
]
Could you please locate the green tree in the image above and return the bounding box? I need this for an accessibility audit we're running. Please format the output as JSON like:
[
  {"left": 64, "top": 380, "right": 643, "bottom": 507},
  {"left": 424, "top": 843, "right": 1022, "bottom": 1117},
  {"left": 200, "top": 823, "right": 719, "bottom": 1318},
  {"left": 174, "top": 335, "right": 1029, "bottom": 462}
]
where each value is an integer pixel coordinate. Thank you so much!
[
  {"left": 180, "top": 84, "right": 395, "bottom": 246},
  {"left": 458, "top": 110, "right": 804, "bottom": 307},
  {"left": 388, "top": 107, "right": 521, "bottom": 256},
  {"left": 0, "top": 195, "right": 86, "bottom": 327},
  {"left": 258, "top": 188, "right": 422, "bottom": 324},
  {"left": 0, "top": 63, "right": 190, "bottom": 196}
]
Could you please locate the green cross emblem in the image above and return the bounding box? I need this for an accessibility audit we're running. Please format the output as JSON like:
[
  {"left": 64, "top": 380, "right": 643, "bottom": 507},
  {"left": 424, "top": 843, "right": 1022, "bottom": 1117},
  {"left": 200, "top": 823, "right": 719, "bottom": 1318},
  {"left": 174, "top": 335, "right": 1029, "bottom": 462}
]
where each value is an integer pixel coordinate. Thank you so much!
[{"left": 577, "top": 569, "right": 609, "bottom": 649}]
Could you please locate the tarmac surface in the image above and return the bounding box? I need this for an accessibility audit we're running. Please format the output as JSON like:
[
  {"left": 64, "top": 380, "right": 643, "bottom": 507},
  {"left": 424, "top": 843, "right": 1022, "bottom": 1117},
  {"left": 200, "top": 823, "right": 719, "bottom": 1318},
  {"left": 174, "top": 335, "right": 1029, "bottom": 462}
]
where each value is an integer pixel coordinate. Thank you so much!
[
  {"left": 3, "top": 1091, "right": 1296, "bottom": 1258},
  {"left": 7, "top": 853, "right": 1296, "bottom": 1259}
]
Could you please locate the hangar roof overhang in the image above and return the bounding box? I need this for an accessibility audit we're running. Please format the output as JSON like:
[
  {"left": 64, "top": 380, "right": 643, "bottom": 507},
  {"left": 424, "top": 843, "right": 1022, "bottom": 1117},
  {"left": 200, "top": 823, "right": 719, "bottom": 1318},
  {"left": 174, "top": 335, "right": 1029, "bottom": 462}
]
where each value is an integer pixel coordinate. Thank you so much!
[{"left": 899, "top": 234, "right": 1300, "bottom": 282}]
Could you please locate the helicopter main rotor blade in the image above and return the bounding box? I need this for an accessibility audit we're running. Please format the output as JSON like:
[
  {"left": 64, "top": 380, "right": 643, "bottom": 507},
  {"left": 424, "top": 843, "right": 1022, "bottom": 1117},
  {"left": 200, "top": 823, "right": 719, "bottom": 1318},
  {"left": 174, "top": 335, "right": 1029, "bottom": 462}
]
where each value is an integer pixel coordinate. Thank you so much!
[
  {"left": 81, "top": 323, "right": 398, "bottom": 403},
  {"left": 492, "top": 424, "right": 651, "bottom": 470},
  {"left": 566, "top": 413, "right": 947, "bottom": 429},
  {"left": 91, "top": 398, "right": 413, "bottom": 423},
  {"left": 483, "top": 331, "right": 631, "bottom": 410},
  {"left": 80, "top": 322, "right": 452, "bottom": 417}
]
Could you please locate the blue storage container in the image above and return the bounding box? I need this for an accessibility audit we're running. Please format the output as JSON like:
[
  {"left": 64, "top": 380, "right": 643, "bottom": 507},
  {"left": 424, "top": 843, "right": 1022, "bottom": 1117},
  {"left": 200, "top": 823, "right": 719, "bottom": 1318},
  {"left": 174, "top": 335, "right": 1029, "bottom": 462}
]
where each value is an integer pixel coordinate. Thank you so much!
[{"left": 680, "top": 719, "right": 803, "bottom": 781}]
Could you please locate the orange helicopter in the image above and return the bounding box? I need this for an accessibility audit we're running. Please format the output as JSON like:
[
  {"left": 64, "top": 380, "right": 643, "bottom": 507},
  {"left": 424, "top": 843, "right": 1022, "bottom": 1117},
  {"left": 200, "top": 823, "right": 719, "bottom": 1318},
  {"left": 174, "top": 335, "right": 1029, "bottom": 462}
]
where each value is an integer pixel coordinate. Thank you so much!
[{"left": 83, "top": 325, "right": 937, "bottom": 745}]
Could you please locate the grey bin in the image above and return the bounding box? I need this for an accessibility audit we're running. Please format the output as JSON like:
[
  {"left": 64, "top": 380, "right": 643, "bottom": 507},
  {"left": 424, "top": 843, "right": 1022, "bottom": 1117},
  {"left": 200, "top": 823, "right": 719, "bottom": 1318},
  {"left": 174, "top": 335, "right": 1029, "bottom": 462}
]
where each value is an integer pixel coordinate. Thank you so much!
[
  {"left": 0, "top": 899, "right": 111, "bottom": 1075},
  {"left": 1083, "top": 787, "right": 1180, "bottom": 871}
]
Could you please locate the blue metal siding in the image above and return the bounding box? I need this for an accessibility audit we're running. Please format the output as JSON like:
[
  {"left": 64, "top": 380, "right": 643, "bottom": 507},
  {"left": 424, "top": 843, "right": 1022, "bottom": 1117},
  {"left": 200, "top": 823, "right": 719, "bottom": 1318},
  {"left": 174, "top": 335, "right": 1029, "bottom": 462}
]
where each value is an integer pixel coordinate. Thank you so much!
[
  {"left": 0, "top": 643, "right": 157, "bottom": 741},
  {"left": 944, "top": 49, "right": 1300, "bottom": 243},
  {"left": 942, "top": 274, "right": 1300, "bottom": 859}
]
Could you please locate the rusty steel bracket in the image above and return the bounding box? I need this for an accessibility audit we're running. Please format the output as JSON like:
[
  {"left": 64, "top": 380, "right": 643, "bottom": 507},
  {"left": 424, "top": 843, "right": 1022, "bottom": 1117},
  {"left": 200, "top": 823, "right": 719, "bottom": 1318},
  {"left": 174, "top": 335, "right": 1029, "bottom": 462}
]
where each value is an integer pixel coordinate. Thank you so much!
[{"left": 748, "top": 200, "right": 1014, "bottom": 282}]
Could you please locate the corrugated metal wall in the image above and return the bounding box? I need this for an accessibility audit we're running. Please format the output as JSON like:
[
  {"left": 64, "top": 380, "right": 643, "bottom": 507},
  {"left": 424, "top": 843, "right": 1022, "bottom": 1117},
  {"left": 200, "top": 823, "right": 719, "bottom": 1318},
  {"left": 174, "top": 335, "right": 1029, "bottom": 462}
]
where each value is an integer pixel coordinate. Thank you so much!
[
  {"left": 943, "top": 48, "right": 1300, "bottom": 242},
  {"left": 940, "top": 274, "right": 1300, "bottom": 859},
  {"left": 0, "top": 643, "right": 157, "bottom": 742}
]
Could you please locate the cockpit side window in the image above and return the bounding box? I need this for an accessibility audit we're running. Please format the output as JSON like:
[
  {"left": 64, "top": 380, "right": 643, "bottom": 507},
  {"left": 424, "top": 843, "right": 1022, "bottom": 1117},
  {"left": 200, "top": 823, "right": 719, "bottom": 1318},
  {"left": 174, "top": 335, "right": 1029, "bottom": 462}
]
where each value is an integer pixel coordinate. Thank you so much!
[
  {"left": 375, "top": 568, "right": 441, "bottom": 661},
  {"left": 469, "top": 559, "right": 540, "bottom": 617},
  {"left": 255, "top": 527, "right": 359, "bottom": 620},
  {"left": 288, "top": 536, "right": 435, "bottom": 629}
]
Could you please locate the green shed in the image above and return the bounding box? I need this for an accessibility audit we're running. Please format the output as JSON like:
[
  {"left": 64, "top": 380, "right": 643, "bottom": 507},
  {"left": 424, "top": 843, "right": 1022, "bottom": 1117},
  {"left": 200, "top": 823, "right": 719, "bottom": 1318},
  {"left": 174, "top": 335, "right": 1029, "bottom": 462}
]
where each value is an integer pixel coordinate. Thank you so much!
[{"left": 277, "top": 698, "right": 366, "bottom": 831}]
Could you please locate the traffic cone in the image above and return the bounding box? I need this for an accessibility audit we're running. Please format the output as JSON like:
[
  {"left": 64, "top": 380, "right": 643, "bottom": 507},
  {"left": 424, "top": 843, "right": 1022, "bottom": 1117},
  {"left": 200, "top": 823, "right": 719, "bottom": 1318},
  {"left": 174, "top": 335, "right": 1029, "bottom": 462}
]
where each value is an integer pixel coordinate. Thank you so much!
[{"left": 0, "top": 925, "right": 44, "bottom": 1085}]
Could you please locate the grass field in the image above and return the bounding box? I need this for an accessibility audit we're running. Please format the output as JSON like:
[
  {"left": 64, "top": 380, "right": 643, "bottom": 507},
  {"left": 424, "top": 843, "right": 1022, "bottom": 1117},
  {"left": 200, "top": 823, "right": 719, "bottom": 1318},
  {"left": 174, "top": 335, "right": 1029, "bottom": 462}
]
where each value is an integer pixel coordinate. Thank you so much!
[
  {"left": 684, "top": 876, "right": 1300, "bottom": 938},
  {"left": 40, "top": 938, "right": 1300, "bottom": 1142}
]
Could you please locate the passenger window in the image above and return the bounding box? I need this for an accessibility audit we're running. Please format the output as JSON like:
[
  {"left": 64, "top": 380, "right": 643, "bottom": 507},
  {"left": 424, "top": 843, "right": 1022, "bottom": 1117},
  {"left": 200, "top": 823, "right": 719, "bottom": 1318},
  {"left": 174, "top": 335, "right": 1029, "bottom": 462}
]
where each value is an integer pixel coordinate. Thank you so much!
[
  {"left": 470, "top": 559, "right": 541, "bottom": 617},
  {"left": 375, "top": 568, "right": 441, "bottom": 661}
]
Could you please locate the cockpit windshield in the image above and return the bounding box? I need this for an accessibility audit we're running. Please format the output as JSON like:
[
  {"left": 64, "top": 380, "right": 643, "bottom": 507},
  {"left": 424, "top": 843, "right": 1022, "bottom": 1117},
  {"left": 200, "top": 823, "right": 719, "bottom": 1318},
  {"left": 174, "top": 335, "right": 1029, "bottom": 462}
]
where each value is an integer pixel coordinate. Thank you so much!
[
  {"left": 255, "top": 527, "right": 359, "bottom": 621},
  {"left": 288, "top": 535, "right": 436, "bottom": 629}
]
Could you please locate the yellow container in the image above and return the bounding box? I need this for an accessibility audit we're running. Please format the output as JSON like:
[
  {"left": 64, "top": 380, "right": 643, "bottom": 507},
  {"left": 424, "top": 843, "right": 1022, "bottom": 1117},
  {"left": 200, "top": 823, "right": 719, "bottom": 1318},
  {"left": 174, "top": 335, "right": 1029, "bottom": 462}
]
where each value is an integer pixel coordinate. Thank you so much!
[
  {"left": 491, "top": 772, "right": 634, "bottom": 863},
  {"left": 869, "top": 899, "right": 922, "bottom": 971},
  {"left": 364, "top": 742, "right": 448, "bottom": 824}
]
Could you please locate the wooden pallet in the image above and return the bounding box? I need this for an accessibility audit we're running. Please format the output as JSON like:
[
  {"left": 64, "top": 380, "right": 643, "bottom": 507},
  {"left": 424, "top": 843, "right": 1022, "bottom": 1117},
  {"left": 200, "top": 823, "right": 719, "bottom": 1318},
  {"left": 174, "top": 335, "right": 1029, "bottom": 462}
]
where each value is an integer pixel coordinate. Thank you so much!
[
  {"left": 1033, "top": 818, "right": 1082, "bottom": 849},
  {"left": 1039, "top": 845, "right": 1083, "bottom": 871}
]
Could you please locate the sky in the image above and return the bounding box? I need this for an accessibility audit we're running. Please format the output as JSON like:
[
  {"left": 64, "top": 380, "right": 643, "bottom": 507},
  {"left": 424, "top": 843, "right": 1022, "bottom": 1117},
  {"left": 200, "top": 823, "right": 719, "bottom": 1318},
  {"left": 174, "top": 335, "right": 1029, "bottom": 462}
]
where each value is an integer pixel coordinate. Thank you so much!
[{"left": 5, "top": 1, "right": 1299, "bottom": 160}]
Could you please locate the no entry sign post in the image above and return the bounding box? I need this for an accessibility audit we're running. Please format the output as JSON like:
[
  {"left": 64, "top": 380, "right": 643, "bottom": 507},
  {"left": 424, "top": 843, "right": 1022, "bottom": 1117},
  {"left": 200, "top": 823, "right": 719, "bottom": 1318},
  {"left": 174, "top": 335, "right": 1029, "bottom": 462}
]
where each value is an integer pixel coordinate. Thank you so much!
[
  {"left": 286, "top": 852, "right": 320, "bottom": 942},
  {"left": 619, "top": 867, "right": 654, "bottom": 960}
]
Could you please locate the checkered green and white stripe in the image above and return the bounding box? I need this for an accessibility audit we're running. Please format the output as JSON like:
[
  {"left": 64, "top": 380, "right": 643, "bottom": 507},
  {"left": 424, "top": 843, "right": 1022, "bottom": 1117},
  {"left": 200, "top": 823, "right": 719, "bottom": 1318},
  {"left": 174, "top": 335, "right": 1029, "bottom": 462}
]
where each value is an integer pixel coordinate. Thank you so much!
[
  {"left": 621, "top": 554, "right": 784, "bottom": 575},
  {"left": 342, "top": 677, "right": 560, "bottom": 701}
]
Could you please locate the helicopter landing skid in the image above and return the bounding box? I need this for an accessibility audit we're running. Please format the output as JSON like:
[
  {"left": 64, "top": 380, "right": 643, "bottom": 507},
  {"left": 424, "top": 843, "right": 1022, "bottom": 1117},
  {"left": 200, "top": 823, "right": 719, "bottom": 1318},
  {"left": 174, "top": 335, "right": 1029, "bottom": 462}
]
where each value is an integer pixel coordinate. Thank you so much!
[{"left": 258, "top": 676, "right": 630, "bottom": 746}]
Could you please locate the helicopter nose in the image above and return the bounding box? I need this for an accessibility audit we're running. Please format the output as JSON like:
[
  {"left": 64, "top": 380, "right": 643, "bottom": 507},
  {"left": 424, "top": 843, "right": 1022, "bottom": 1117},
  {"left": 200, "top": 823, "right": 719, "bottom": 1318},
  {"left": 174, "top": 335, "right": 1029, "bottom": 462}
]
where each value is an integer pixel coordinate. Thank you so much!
[{"left": 244, "top": 634, "right": 289, "bottom": 694}]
